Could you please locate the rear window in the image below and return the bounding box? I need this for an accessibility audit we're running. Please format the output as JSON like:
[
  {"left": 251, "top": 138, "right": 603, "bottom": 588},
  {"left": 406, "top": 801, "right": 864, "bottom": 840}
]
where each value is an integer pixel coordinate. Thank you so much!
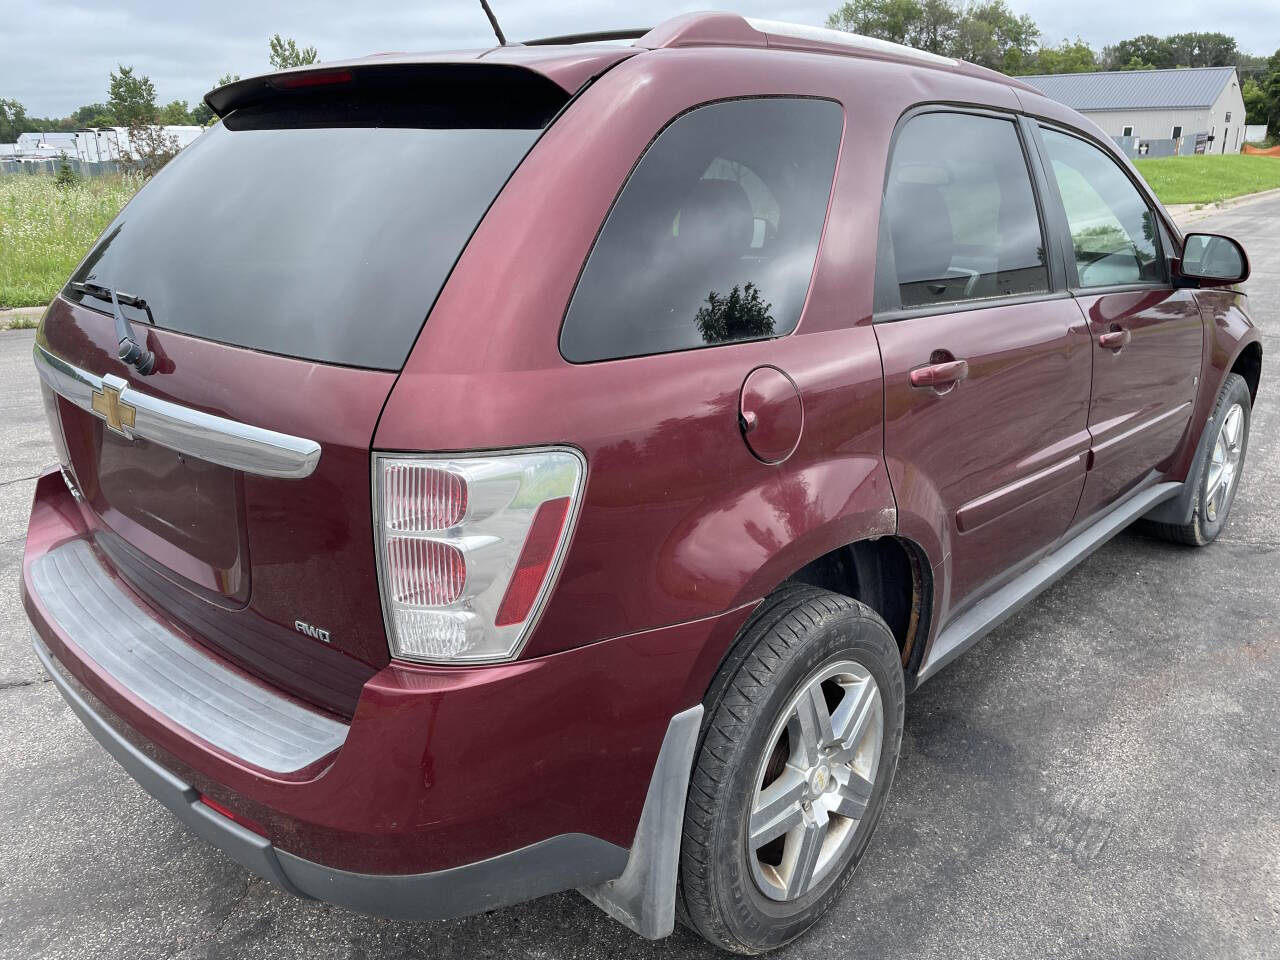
[
  {"left": 560, "top": 98, "right": 843, "bottom": 363},
  {"left": 66, "top": 76, "right": 558, "bottom": 370}
]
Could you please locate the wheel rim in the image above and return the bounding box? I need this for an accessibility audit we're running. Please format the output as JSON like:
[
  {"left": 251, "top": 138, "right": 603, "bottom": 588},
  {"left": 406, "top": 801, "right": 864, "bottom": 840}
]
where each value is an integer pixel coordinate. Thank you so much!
[
  {"left": 1205, "top": 403, "right": 1245, "bottom": 524},
  {"left": 747, "top": 660, "right": 884, "bottom": 902}
]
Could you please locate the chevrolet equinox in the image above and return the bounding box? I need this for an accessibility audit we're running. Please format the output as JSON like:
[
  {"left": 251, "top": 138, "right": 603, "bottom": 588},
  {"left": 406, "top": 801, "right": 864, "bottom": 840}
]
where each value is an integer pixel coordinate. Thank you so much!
[{"left": 23, "top": 12, "right": 1261, "bottom": 954}]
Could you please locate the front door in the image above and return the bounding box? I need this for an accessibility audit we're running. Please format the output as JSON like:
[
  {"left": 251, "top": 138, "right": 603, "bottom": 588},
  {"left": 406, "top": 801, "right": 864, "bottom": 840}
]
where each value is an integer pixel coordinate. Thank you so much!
[
  {"left": 1033, "top": 126, "right": 1203, "bottom": 522},
  {"left": 874, "top": 109, "right": 1093, "bottom": 623}
]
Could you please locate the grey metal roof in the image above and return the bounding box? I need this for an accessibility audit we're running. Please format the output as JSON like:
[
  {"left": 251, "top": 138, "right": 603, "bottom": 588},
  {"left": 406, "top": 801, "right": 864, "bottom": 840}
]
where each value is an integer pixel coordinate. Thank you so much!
[{"left": 1020, "top": 66, "right": 1237, "bottom": 112}]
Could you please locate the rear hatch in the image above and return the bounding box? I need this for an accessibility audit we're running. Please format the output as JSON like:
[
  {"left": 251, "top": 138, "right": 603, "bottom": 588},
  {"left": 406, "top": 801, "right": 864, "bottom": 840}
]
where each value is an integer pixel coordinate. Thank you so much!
[{"left": 35, "top": 61, "right": 604, "bottom": 717}]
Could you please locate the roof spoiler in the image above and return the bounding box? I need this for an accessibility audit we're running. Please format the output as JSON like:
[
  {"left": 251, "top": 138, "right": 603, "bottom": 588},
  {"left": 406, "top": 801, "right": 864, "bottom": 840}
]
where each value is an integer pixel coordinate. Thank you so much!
[{"left": 204, "top": 60, "right": 586, "bottom": 120}]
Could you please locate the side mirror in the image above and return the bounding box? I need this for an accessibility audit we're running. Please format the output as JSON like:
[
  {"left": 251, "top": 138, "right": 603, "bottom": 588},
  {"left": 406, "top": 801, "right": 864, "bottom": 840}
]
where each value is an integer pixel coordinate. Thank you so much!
[{"left": 1176, "top": 233, "right": 1250, "bottom": 287}]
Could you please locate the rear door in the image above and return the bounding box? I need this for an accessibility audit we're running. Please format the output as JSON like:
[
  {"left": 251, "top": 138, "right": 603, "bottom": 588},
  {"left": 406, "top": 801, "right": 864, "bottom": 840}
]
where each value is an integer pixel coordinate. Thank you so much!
[
  {"left": 1032, "top": 125, "right": 1202, "bottom": 523},
  {"left": 875, "top": 109, "right": 1093, "bottom": 624}
]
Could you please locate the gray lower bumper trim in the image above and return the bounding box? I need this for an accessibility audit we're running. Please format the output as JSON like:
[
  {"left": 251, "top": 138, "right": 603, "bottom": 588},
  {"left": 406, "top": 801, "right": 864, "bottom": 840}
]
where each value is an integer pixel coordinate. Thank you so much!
[
  {"left": 33, "top": 632, "right": 630, "bottom": 920},
  {"left": 279, "top": 835, "right": 627, "bottom": 922},
  {"left": 32, "top": 632, "right": 304, "bottom": 896}
]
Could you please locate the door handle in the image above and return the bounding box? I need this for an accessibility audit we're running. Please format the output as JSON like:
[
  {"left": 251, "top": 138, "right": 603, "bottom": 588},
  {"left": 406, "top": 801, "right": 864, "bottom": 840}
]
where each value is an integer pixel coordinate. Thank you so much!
[
  {"left": 1098, "top": 327, "right": 1131, "bottom": 350},
  {"left": 910, "top": 359, "right": 969, "bottom": 390}
]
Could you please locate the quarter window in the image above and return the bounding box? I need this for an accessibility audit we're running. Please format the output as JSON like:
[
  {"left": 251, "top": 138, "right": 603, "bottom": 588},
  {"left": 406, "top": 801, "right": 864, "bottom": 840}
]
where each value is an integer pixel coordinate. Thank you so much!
[
  {"left": 560, "top": 98, "right": 842, "bottom": 363},
  {"left": 1040, "top": 128, "right": 1163, "bottom": 288},
  {"left": 880, "top": 111, "right": 1049, "bottom": 311}
]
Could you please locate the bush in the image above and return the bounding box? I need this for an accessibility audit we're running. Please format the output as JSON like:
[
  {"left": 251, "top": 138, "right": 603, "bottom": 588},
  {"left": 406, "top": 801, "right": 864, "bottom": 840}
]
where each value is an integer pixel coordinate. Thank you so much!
[
  {"left": 54, "top": 152, "right": 81, "bottom": 188},
  {"left": 0, "top": 173, "right": 142, "bottom": 307}
]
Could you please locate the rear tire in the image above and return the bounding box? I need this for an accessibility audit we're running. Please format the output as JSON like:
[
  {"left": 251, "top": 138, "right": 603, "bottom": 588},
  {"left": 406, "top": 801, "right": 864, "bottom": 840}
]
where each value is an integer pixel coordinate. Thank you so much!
[
  {"left": 678, "top": 584, "right": 904, "bottom": 954},
  {"left": 1144, "top": 373, "right": 1251, "bottom": 547}
]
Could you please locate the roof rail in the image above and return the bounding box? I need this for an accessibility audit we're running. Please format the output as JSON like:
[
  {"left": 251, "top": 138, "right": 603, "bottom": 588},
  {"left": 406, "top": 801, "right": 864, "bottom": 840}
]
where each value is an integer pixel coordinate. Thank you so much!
[
  {"left": 636, "top": 12, "right": 953, "bottom": 66},
  {"left": 633, "top": 12, "right": 1038, "bottom": 92},
  {"left": 524, "top": 28, "right": 650, "bottom": 46}
]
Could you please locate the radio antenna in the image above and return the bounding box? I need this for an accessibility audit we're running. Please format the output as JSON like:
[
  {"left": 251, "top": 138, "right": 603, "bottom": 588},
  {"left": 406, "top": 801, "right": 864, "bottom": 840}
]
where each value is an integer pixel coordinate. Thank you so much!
[{"left": 478, "top": 0, "right": 507, "bottom": 46}]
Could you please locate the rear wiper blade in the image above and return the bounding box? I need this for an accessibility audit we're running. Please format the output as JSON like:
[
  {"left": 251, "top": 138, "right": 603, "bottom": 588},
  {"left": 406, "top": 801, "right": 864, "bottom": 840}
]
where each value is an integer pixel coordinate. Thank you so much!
[{"left": 70, "top": 281, "right": 156, "bottom": 376}]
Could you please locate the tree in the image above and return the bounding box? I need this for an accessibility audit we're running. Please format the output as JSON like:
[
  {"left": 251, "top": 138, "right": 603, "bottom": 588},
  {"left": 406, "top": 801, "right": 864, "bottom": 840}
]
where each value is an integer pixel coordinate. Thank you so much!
[
  {"left": 1104, "top": 31, "right": 1238, "bottom": 70},
  {"left": 949, "top": 1, "right": 1040, "bottom": 73},
  {"left": 826, "top": 0, "right": 956, "bottom": 54},
  {"left": 1243, "top": 77, "right": 1268, "bottom": 126},
  {"left": 1026, "top": 38, "right": 1097, "bottom": 75},
  {"left": 159, "top": 100, "right": 192, "bottom": 124},
  {"left": 55, "top": 152, "right": 82, "bottom": 187},
  {"left": 1118, "top": 55, "right": 1155, "bottom": 71},
  {"left": 108, "top": 65, "right": 157, "bottom": 124},
  {"left": 269, "top": 35, "right": 318, "bottom": 69},
  {"left": 0, "top": 98, "right": 27, "bottom": 143},
  {"left": 695, "top": 284, "right": 775, "bottom": 345},
  {"left": 1265, "top": 49, "right": 1280, "bottom": 138},
  {"left": 826, "top": 0, "right": 1036, "bottom": 71},
  {"left": 72, "top": 103, "right": 114, "bottom": 126},
  {"left": 1105, "top": 34, "right": 1172, "bottom": 69},
  {"left": 125, "top": 121, "right": 182, "bottom": 178}
]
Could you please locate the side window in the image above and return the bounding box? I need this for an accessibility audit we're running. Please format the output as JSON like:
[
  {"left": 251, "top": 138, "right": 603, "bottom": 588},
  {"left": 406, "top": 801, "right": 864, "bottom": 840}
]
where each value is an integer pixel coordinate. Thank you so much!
[
  {"left": 560, "top": 98, "right": 842, "bottom": 363},
  {"left": 879, "top": 112, "right": 1049, "bottom": 312},
  {"left": 1039, "top": 128, "right": 1163, "bottom": 289}
]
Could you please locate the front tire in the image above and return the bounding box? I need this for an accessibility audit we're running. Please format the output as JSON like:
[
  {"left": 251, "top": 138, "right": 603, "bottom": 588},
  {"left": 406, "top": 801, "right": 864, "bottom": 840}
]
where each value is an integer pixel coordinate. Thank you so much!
[
  {"left": 1145, "top": 372, "right": 1251, "bottom": 546},
  {"left": 678, "top": 585, "right": 905, "bottom": 954}
]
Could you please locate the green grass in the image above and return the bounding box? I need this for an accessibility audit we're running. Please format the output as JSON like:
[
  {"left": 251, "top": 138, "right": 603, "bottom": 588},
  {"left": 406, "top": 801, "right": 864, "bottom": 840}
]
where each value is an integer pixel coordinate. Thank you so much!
[
  {"left": 1133, "top": 154, "right": 1280, "bottom": 206},
  {"left": 0, "top": 173, "right": 142, "bottom": 308}
]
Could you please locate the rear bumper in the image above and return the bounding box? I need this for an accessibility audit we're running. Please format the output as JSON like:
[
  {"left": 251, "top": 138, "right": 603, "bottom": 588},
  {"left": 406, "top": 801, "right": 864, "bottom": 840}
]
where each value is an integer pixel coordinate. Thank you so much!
[
  {"left": 31, "top": 632, "right": 625, "bottom": 919},
  {"left": 22, "top": 466, "right": 754, "bottom": 918}
]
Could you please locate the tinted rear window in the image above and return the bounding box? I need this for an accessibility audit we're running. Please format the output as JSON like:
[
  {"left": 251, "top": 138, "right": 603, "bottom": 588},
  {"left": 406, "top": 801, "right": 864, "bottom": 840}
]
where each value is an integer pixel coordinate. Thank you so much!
[
  {"left": 560, "top": 98, "right": 843, "bottom": 363},
  {"left": 879, "top": 111, "right": 1049, "bottom": 312},
  {"left": 67, "top": 87, "right": 549, "bottom": 370}
]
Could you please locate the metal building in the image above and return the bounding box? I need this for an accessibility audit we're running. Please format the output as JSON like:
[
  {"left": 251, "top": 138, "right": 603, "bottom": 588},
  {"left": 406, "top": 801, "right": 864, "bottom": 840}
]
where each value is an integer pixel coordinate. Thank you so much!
[{"left": 1021, "top": 66, "right": 1248, "bottom": 155}]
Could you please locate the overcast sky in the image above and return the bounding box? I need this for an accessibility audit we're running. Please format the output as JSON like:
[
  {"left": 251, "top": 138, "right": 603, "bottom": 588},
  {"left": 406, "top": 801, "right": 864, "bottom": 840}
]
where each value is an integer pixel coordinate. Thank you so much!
[{"left": 4, "top": 0, "right": 1278, "bottom": 117}]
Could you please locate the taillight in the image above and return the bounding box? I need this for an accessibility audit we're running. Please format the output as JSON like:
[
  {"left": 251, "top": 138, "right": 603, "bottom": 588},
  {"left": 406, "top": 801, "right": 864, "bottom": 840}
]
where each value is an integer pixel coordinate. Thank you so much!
[{"left": 373, "top": 449, "right": 585, "bottom": 664}]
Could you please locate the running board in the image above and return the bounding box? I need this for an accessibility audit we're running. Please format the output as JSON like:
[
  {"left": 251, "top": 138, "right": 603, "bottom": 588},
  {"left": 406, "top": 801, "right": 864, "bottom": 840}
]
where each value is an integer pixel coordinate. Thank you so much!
[{"left": 916, "top": 481, "right": 1181, "bottom": 683}]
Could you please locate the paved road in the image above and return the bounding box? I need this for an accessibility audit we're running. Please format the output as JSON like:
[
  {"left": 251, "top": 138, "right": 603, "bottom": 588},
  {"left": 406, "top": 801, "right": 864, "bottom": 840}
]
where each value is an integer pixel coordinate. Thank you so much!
[{"left": 2, "top": 198, "right": 1278, "bottom": 960}]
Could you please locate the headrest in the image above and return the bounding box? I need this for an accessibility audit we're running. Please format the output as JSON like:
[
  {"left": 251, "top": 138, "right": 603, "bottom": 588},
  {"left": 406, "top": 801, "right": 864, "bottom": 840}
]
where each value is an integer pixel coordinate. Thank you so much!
[
  {"left": 676, "top": 177, "right": 755, "bottom": 258},
  {"left": 887, "top": 182, "right": 955, "bottom": 284}
]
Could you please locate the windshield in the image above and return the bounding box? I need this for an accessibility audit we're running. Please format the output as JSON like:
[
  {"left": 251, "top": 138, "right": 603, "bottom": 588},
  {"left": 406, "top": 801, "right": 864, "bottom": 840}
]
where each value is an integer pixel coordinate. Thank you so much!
[{"left": 67, "top": 105, "right": 541, "bottom": 369}]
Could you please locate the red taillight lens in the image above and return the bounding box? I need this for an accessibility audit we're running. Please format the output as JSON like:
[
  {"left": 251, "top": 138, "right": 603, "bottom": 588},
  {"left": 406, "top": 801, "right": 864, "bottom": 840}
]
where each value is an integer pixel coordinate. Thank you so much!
[
  {"left": 495, "top": 497, "right": 571, "bottom": 626},
  {"left": 386, "top": 537, "right": 465, "bottom": 606},
  {"left": 271, "top": 68, "right": 353, "bottom": 90}
]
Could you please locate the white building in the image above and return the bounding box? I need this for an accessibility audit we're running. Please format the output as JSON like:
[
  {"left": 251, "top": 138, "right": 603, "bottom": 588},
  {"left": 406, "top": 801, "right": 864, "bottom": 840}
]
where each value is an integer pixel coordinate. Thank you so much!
[
  {"left": 13, "top": 125, "right": 205, "bottom": 162},
  {"left": 1021, "top": 66, "right": 1248, "bottom": 155}
]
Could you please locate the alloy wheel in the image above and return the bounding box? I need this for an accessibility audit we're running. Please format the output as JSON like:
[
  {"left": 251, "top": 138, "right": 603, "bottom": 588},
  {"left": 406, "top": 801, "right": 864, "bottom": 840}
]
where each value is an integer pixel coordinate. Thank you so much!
[
  {"left": 1205, "top": 403, "right": 1245, "bottom": 523},
  {"left": 747, "top": 660, "right": 884, "bottom": 901}
]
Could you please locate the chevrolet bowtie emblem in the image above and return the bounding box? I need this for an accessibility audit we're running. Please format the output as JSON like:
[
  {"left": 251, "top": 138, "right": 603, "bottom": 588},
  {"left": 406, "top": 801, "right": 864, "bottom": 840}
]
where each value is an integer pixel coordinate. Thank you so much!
[{"left": 91, "top": 380, "right": 136, "bottom": 435}]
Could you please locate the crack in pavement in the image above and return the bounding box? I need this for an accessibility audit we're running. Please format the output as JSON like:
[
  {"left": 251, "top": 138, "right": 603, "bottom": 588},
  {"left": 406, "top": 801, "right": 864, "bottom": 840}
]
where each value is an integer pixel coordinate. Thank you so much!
[
  {"left": 0, "top": 473, "right": 40, "bottom": 489},
  {"left": 0, "top": 676, "right": 51, "bottom": 692},
  {"left": 169, "top": 875, "right": 257, "bottom": 960}
]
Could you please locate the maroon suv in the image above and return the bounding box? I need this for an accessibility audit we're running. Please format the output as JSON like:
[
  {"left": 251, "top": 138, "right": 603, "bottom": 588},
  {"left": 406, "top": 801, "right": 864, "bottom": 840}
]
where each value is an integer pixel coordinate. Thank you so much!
[{"left": 23, "top": 13, "right": 1261, "bottom": 953}]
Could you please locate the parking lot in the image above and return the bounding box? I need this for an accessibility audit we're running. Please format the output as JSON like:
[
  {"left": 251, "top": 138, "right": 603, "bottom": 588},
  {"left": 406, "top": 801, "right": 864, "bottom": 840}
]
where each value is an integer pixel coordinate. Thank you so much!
[{"left": 1, "top": 196, "right": 1277, "bottom": 959}]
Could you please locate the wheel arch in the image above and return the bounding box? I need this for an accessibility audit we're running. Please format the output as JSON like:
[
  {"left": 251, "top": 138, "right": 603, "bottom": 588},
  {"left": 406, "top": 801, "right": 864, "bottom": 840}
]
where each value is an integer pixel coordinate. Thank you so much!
[
  {"left": 698, "top": 533, "right": 935, "bottom": 708},
  {"left": 1231, "top": 339, "right": 1262, "bottom": 404}
]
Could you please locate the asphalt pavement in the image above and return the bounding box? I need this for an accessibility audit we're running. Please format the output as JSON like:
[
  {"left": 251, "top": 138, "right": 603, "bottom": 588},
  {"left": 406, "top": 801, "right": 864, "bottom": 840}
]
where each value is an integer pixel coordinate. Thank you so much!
[{"left": 1, "top": 197, "right": 1277, "bottom": 959}]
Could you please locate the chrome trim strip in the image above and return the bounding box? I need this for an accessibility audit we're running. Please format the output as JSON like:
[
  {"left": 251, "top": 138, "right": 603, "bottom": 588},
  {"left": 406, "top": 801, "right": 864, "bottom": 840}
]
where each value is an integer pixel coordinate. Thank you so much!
[{"left": 33, "top": 343, "right": 321, "bottom": 479}]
